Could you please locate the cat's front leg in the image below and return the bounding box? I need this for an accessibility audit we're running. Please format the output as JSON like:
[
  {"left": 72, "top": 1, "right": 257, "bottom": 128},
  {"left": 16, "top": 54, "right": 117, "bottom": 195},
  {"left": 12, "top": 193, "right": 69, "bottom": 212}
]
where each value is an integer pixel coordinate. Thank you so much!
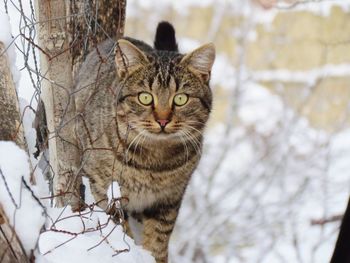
[{"left": 142, "top": 202, "right": 180, "bottom": 263}]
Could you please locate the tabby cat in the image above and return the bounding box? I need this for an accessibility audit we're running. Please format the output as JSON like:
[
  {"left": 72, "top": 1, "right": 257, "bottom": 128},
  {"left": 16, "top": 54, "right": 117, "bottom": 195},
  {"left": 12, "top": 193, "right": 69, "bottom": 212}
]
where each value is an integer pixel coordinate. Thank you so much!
[{"left": 72, "top": 21, "right": 215, "bottom": 262}]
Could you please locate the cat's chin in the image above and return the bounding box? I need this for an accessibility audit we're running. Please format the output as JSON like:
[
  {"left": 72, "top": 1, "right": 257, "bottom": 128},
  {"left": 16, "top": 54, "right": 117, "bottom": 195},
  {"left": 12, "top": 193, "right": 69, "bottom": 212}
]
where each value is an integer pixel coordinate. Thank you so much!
[{"left": 144, "top": 130, "right": 180, "bottom": 140}]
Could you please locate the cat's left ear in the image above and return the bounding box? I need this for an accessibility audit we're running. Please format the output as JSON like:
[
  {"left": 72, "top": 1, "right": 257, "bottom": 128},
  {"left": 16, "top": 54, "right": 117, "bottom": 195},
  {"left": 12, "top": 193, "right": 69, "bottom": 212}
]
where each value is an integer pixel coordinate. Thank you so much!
[
  {"left": 115, "top": 39, "right": 149, "bottom": 78},
  {"left": 180, "top": 43, "right": 215, "bottom": 82}
]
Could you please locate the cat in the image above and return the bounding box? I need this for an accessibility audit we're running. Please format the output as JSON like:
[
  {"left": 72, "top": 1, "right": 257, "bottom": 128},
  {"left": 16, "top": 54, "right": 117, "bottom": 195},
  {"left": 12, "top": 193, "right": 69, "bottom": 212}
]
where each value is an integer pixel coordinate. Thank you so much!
[{"left": 72, "top": 21, "right": 215, "bottom": 262}]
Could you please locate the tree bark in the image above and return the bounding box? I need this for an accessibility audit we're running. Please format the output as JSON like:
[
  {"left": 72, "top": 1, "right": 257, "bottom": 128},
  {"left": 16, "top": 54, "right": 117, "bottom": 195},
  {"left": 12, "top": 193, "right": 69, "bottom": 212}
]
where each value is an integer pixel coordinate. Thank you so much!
[
  {"left": 34, "top": 0, "right": 127, "bottom": 209},
  {"left": 35, "top": 0, "right": 81, "bottom": 209},
  {"left": 0, "top": 42, "right": 29, "bottom": 263}
]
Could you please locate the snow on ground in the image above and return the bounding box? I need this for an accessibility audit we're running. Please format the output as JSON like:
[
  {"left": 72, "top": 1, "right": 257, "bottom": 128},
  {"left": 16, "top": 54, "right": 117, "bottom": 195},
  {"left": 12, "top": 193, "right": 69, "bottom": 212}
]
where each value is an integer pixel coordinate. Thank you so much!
[
  {"left": 0, "top": 140, "right": 155, "bottom": 262},
  {"left": 0, "top": 141, "right": 45, "bottom": 254},
  {"left": 36, "top": 179, "right": 155, "bottom": 263}
]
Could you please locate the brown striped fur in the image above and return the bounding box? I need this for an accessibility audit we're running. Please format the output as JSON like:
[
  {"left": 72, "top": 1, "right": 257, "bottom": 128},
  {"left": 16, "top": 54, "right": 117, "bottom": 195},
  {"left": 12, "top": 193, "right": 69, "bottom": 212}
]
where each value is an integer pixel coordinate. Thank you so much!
[{"left": 72, "top": 23, "right": 215, "bottom": 262}]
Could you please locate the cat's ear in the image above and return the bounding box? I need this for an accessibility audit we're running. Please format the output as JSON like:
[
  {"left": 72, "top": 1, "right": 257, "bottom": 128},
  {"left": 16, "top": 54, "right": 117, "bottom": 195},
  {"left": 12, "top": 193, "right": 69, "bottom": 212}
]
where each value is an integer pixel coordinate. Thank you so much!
[
  {"left": 115, "top": 39, "right": 149, "bottom": 78},
  {"left": 180, "top": 43, "right": 215, "bottom": 82}
]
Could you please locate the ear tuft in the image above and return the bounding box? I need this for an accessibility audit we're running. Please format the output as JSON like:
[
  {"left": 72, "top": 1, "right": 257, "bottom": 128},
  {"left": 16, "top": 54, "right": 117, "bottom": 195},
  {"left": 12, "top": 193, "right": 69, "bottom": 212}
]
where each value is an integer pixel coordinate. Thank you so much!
[
  {"left": 181, "top": 43, "right": 215, "bottom": 81},
  {"left": 115, "top": 39, "right": 148, "bottom": 78}
]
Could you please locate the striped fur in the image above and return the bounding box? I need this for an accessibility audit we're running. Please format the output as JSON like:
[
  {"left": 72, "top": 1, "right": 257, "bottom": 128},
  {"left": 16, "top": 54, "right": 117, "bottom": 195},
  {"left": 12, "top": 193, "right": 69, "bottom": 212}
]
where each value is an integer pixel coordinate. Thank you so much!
[{"left": 72, "top": 24, "right": 215, "bottom": 262}]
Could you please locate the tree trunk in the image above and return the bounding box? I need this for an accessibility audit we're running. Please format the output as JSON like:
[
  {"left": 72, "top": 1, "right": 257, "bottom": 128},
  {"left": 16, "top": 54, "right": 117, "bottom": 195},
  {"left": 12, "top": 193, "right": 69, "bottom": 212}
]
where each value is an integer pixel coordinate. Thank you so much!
[
  {"left": 35, "top": 0, "right": 81, "bottom": 209},
  {"left": 0, "top": 42, "right": 29, "bottom": 263},
  {"left": 34, "top": 0, "right": 126, "bottom": 209}
]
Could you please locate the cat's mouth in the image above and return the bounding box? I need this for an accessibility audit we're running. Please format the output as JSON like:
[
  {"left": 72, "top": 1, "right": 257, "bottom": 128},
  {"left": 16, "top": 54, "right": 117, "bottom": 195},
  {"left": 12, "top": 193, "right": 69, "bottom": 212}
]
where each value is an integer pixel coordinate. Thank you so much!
[
  {"left": 130, "top": 120, "right": 185, "bottom": 139},
  {"left": 144, "top": 128, "right": 181, "bottom": 140},
  {"left": 140, "top": 122, "right": 176, "bottom": 135},
  {"left": 147, "top": 129, "right": 174, "bottom": 135}
]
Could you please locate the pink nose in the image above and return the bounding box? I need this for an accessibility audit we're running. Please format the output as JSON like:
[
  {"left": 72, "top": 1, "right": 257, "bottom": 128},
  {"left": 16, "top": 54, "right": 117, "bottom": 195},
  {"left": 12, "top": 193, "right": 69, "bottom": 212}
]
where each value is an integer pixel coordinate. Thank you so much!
[{"left": 157, "top": 119, "right": 169, "bottom": 127}]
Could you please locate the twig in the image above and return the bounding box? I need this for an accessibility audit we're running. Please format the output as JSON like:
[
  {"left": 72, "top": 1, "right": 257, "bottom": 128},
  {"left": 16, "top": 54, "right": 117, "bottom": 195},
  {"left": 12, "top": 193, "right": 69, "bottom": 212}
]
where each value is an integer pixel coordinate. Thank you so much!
[{"left": 311, "top": 214, "right": 343, "bottom": 226}]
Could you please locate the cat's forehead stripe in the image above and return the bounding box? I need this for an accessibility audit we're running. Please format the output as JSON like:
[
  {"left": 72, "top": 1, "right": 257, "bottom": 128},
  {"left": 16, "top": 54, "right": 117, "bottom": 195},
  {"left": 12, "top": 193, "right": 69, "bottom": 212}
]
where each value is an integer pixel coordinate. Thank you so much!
[{"left": 150, "top": 54, "right": 180, "bottom": 90}]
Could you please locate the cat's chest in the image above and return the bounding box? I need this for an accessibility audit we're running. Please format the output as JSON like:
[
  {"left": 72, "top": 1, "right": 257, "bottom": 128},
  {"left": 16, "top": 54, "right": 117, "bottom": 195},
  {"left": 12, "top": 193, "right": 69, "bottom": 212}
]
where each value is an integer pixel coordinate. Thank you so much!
[{"left": 119, "top": 164, "right": 191, "bottom": 212}]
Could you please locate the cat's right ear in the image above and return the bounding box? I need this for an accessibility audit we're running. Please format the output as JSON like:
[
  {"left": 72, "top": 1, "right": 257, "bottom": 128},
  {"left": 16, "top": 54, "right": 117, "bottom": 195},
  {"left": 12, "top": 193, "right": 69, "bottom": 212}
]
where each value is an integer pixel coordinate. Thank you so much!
[
  {"left": 180, "top": 43, "right": 215, "bottom": 82},
  {"left": 115, "top": 39, "right": 149, "bottom": 78}
]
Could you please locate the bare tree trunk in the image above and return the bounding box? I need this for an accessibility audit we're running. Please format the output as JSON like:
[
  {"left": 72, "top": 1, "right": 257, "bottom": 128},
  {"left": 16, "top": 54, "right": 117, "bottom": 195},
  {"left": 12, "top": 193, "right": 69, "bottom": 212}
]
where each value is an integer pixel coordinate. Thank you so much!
[
  {"left": 0, "top": 42, "right": 29, "bottom": 263},
  {"left": 35, "top": 0, "right": 81, "bottom": 209},
  {"left": 34, "top": 0, "right": 126, "bottom": 209}
]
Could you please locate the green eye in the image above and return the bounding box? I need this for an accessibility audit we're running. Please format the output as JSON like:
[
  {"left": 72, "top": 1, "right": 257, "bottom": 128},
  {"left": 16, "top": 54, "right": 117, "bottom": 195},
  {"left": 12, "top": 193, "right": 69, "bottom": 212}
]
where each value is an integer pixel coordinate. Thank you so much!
[
  {"left": 138, "top": 92, "right": 153, "bottom": 105},
  {"left": 174, "top": 94, "right": 189, "bottom": 106}
]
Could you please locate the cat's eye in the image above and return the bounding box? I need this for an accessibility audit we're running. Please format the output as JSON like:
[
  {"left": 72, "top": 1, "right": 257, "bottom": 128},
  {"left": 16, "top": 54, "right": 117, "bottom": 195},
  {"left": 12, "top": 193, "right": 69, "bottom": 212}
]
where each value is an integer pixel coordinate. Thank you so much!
[
  {"left": 138, "top": 92, "right": 153, "bottom": 105},
  {"left": 173, "top": 94, "right": 189, "bottom": 106}
]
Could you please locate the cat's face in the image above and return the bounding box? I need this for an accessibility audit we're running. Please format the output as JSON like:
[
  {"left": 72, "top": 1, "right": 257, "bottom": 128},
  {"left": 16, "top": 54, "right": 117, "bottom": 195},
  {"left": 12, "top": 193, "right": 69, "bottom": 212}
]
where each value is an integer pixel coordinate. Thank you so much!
[{"left": 115, "top": 39, "right": 215, "bottom": 141}]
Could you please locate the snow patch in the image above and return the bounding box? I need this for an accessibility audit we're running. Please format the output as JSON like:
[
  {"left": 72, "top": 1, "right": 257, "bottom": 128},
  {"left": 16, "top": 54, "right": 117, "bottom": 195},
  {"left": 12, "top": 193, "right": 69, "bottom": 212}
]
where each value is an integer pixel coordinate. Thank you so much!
[
  {"left": 252, "top": 64, "right": 350, "bottom": 84},
  {"left": 108, "top": 181, "right": 122, "bottom": 202},
  {"left": 276, "top": 0, "right": 350, "bottom": 17},
  {"left": 238, "top": 82, "right": 284, "bottom": 135},
  {"left": 0, "top": 10, "right": 20, "bottom": 84},
  {"left": 0, "top": 141, "right": 45, "bottom": 254}
]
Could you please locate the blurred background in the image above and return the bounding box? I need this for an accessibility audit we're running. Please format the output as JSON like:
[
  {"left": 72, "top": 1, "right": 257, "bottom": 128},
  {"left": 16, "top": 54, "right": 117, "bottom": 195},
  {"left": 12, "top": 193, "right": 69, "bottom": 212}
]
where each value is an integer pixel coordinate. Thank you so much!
[{"left": 125, "top": 0, "right": 350, "bottom": 262}]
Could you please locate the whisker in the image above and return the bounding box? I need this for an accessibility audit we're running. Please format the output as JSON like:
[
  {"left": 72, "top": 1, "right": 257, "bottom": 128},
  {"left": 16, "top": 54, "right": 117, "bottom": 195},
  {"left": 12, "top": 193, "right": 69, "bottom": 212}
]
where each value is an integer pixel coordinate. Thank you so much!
[
  {"left": 186, "top": 129, "right": 202, "bottom": 152},
  {"left": 183, "top": 124, "right": 203, "bottom": 136},
  {"left": 181, "top": 129, "right": 202, "bottom": 156},
  {"left": 185, "top": 120, "right": 206, "bottom": 125},
  {"left": 125, "top": 130, "right": 145, "bottom": 164},
  {"left": 131, "top": 130, "right": 146, "bottom": 166},
  {"left": 179, "top": 131, "right": 190, "bottom": 163}
]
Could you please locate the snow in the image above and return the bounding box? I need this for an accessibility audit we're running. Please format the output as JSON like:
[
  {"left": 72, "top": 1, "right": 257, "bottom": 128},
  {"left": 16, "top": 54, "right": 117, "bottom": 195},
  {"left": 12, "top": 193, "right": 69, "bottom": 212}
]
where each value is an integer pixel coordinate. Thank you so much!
[
  {"left": 108, "top": 181, "right": 122, "bottom": 202},
  {"left": 211, "top": 54, "right": 236, "bottom": 89},
  {"left": 1, "top": 2, "right": 40, "bottom": 105},
  {"left": 0, "top": 10, "right": 20, "bottom": 85},
  {"left": 178, "top": 37, "right": 201, "bottom": 53},
  {"left": 38, "top": 226, "right": 154, "bottom": 263},
  {"left": 36, "top": 180, "right": 155, "bottom": 263},
  {"left": 276, "top": 0, "right": 350, "bottom": 16},
  {"left": 251, "top": 64, "right": 350, "bottom": 85},
  {"left": 238, "top": 82, "right": 284, "bottom": 135},
  {"left": 127, "top": 0, "right": 219, "bottom": 15},
  {"left": 0, "top": 141, "right": 45, "bottom": 254},
  {"left": 0, "top": 147, "right": 155, "bottom": 263}
]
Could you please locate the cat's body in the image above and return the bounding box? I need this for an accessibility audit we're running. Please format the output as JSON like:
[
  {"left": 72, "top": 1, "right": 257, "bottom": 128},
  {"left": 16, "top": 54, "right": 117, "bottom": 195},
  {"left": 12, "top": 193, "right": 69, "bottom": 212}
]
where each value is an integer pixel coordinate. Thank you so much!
[{"left": 72, "top": 22, "right": 215, "bottom": 262}]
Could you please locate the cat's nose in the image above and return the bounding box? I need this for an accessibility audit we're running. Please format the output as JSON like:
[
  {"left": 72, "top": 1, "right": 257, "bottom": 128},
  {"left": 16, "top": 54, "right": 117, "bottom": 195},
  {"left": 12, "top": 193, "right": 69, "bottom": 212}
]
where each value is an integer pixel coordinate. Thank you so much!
[{"left": 157, "top": 119, "right": 169, "bottom": 127}]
